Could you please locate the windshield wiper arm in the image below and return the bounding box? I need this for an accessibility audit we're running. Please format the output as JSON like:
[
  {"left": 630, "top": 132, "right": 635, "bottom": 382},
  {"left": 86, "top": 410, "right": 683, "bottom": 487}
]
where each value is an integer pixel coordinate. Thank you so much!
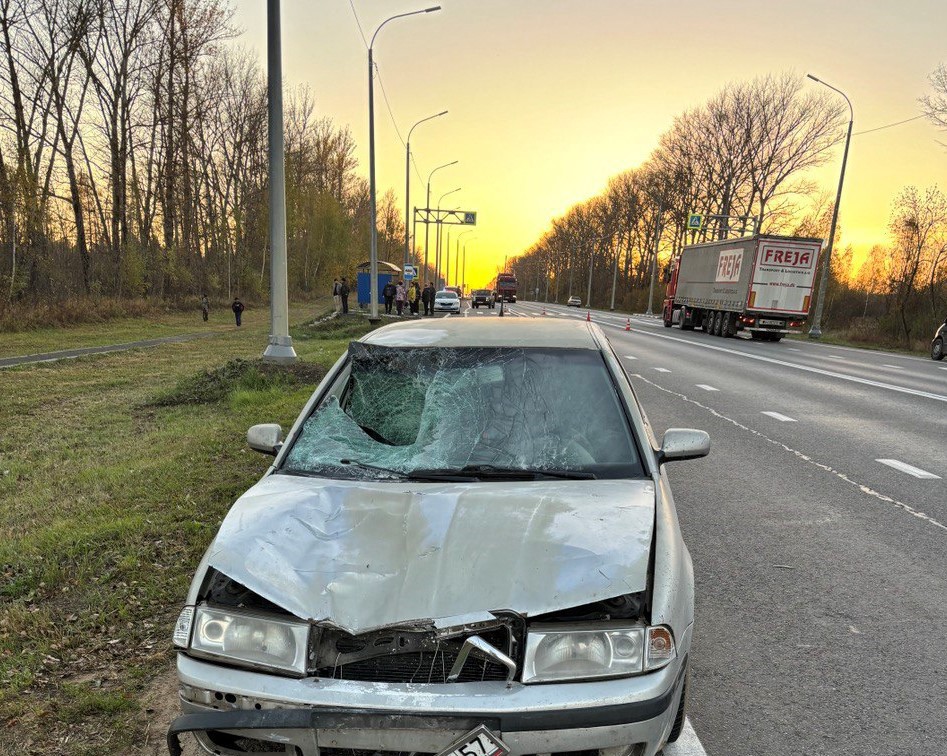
[
  {"left": 339, "top": 459, "right": 407, "bottom": 479},
  {"left": 408, "top": 465, "right": 596, "bottom": 481}
]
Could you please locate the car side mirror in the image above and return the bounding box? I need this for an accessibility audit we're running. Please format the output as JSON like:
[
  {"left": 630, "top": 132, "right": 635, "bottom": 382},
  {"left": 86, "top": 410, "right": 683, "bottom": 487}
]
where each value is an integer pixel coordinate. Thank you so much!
[
  {"left": 247, "top": 423, "right": 283, "bottom": 456},
  {"left": 657, "top": 428, "right": 710, "bottom": 465}
]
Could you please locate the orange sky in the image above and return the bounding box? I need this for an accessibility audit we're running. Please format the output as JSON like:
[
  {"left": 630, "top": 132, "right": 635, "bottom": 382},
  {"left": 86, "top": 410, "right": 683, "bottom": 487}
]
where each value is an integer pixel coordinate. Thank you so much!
[{"left": 234, "top": 1, "right": 947, "bottom": 289}]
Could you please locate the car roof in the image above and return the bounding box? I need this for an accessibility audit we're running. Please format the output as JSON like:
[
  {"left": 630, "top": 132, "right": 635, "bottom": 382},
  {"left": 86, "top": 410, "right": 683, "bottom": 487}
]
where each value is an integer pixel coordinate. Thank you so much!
[{"left": 362, "top": 317, "right": 602, "bottom": 349}]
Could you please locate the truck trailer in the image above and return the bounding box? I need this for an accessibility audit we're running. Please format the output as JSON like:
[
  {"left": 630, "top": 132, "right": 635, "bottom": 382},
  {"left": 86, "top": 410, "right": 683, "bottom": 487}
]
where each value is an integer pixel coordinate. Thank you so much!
[{"left": 663, "top": 234, "right": 823, "bottom": 341}]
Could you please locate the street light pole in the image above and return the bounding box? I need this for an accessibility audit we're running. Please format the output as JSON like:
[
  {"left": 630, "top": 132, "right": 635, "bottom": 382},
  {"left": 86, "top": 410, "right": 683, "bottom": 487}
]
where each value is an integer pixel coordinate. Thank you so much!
[
  {"left": 404, "top": 110, "right": 447, "bottom": 273},
  {"left": 457, "top": 229, "right": 474, "bottom": 288},
  {"left": 807, "top": 73, "right": 853, "bottom": 339},
  {"left": 424, "top": 160, "right": 457, "bottom": 283},
  {"left": 262, "top": 0, "right": 296, "bottom": 363},
  {"left": 462, "top": 237, "right": 476, "bottom": 295},
  {"left": 368, "top": 6, "right": 440, "bottom": 321},
  {"left": 435, "top": 188, "right": 460, "bottom": 288},
  {"left": 646, "top": 199, "right": 663, "bottom": 316}
]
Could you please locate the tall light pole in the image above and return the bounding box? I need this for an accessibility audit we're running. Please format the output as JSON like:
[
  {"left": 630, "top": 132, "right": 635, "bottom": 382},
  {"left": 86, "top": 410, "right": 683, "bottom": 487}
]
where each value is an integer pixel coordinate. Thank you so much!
[
  {"left": 807, "top": 73, "right": 853, "bottom": 339},
  {"left": 646, "top": 198, "right": 663, "bottom": 316},
  {"left": 368, "top": 6, "right": 440, "bottom": 320},
  {"left": 456, "top": 229, "right": 474, "bottom": 287},
  {"left": 404, "top": 110, "right": 448, "bottom": 273},
  {"left": 435, "top": 188, "right": 460, "bottom": 287},
  {"left": 424, "top": 160, "right": 457, "bottom": 282},
  {"left": 262, "top": 0, "right": 296, "bottom": 363},
  {"left": 462, "top": 236, "right": 476, "bottom": 294}
]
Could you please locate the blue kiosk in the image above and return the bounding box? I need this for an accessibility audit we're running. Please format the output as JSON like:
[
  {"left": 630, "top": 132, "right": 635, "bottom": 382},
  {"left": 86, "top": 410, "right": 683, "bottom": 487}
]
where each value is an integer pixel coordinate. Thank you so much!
[{"left": 356, "top": 260, "right": 402, "bottom": 310}]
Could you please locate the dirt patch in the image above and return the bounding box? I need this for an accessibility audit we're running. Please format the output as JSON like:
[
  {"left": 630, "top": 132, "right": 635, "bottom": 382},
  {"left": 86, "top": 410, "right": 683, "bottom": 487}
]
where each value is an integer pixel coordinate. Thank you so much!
[
  {"left": 148, "top": 358, "right": 327, "bottom": 407},
  {"left": 131, "top": 665, "right": 198, "bottom": 756}
]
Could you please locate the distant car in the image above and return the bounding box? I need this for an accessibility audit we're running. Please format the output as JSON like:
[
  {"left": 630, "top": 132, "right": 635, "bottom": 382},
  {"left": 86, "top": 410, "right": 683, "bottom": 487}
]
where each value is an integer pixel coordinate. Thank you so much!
[
  {"left": 932, "top": 318, "right": 946, "bottom": 360},
  {"left": 567, "top": 296, "right": 582, "bottom": 307},
  {"left": 433, "top": 289, "right": 461, "bottom": 313},
  {"left": 472, "top": 289, "right": 495, "bottom": 309},
  {"left": 446, "top": 286, "right": 463, "bottom": 299}
]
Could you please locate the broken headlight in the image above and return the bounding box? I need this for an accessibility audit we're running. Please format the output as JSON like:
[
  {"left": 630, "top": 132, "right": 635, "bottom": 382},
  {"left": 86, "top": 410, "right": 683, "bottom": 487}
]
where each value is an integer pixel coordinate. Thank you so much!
[
  {"left": 522, "top": 623, "right": 675, "bottom": 683},
  {"left": 179, "top": 604, "right": 310, "bottom": 677}
]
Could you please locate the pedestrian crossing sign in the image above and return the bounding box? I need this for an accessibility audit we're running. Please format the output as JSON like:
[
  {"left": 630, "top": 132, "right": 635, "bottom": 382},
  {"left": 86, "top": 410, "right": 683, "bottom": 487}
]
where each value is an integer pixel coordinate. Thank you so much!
[{"left": 687, "top": 213, "right": 703, "bottom": 230}]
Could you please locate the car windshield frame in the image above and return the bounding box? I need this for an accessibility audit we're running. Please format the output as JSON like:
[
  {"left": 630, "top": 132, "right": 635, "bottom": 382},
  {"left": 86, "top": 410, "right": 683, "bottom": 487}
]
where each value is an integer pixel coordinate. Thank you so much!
[{"left": 276, "top": 343, "right": 647, "bottom": 482}]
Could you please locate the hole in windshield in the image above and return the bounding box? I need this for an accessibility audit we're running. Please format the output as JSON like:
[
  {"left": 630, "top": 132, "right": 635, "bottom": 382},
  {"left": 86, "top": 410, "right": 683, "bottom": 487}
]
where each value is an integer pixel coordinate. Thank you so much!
[{"left": 279, "top": 344, "right": 643, "bottom": 480}]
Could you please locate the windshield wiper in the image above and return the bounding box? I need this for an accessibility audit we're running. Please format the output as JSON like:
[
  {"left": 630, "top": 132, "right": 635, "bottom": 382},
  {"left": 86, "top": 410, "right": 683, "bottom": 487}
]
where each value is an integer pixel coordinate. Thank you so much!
[
  {"left": 339, "top": 459, "right": 407, "bottom": 479},
  {"left": 407, "top": 464, "right": 596, "bottom": 481}
]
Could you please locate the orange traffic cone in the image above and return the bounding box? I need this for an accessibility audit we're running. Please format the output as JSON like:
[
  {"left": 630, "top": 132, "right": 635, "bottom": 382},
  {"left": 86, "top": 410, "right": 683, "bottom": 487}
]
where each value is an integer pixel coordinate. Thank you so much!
[
  {"left": 625, "top": 318, "right": 631, "bottom": 331},
  {"left": 586, "top": 310, "right": 592, "bottom": 322}
]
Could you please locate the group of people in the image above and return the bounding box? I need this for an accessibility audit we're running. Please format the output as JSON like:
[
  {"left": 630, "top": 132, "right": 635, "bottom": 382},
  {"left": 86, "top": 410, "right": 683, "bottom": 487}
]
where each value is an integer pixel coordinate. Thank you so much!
[
  {"left": 332, "top": 277, "right": 351, "bottom": 314},
  {"left": 382, "top": 280, "right": 423, "bottom": 316},
  {"left": 198, "top": 294, "right": 246, "bottom": 326}
]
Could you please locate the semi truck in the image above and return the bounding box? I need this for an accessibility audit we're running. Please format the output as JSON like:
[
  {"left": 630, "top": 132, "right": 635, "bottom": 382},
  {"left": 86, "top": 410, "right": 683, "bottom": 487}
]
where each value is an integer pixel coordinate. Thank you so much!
[
  {"left": 496, "top": 272, "right": 518, "bottom": 303},
  {"left": 662, "top": 234, "right": 823, "bottom": 341}
]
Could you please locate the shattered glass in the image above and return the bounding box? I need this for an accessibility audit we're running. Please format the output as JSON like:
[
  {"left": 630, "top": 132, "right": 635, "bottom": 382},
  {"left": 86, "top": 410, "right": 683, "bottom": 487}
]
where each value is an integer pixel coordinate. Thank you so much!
[{"left": 282, "top": 343, "right": 642, "bottom": 480}]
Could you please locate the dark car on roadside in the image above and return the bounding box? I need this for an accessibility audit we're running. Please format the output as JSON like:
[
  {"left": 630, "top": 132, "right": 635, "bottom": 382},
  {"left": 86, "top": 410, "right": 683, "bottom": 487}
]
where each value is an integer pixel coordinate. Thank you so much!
[
  {"left": 472, "top": 289, "right": 495, "bottom": 309},
  {"left": 932, "top": 318, "right": 946, "bottom": 360}
]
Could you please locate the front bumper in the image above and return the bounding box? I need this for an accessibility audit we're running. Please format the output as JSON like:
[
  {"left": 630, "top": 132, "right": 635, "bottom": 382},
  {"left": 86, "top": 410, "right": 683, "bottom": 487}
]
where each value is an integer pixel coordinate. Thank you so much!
[{"left": 168, "top": 650, "right": 688, "bottom": 756}]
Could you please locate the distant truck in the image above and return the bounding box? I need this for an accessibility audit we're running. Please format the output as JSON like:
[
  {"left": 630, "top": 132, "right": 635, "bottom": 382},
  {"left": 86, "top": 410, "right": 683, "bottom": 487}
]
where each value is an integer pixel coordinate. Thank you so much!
[
  {"left": 663, "top": 234, "right": 823, "bottom": 341},
  {"left": 496, "top": 273, "right": 518, "bottom": 303}
]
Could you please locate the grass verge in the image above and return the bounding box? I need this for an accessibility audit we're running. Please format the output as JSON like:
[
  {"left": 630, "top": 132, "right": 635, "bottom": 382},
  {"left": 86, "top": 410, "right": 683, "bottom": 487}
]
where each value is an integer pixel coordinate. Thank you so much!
[{"left": 0, "top": 308, "right": 378, "bottom": 754}]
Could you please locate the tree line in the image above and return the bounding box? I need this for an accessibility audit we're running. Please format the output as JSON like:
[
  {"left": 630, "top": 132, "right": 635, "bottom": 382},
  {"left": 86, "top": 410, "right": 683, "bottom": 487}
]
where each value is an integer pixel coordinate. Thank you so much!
[
  {"left": 510, "top": 70, "right": 947, "bottom": 348},
  {"left": 0, "top": 0, "right": 412, "bottom": 309}
]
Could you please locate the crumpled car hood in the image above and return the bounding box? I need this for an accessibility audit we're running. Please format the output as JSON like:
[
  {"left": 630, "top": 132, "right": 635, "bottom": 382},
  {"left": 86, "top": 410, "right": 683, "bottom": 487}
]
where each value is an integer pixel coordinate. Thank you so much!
[{"left": 206, "top": 473, "right": 655, "bottom": 634}]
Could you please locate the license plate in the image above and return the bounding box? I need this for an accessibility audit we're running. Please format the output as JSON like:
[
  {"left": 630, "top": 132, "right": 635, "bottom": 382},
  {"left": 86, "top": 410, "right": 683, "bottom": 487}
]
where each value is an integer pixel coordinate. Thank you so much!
[
  {"left": 759, "top": 318, "right": 783, "bottom": 326},
  {"left": 435, "top": 724, "right": 510, "bottom": 756}
]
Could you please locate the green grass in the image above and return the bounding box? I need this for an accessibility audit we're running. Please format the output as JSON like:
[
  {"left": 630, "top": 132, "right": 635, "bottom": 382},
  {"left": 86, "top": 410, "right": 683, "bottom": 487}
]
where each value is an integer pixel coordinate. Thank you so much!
[{"left": 0, "top": 306, "right": 373, "bottom": 753}]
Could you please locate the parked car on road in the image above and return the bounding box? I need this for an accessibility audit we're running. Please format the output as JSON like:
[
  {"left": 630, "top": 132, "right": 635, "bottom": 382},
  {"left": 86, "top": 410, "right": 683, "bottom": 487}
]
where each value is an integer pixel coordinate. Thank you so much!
[
  {"left": 932, "top": 318, "right": 945, "bottom": 360},
  {"left": 472, "top": 289, "right": 495, "bottom": 308},
  {"left": 433, "top": 289, "right": 462, "bottom": 313},
  {"left": 168, "top": 318, "right": 710, "bottom": 756},
  {"left": 567, "top": 296, "right": 582, "bottom": 307}
]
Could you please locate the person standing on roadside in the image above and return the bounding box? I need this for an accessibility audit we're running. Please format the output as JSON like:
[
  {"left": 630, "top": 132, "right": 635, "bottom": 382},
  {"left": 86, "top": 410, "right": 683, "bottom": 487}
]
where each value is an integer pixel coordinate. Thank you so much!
[
  {"left": 421, "top": 281, "right": 435, "bottom": 316},
  {"left": 382, "top": 280, "right": 396, "bottom": 315},
  {"left": 395, "top": 280, "right": 407, "bottom": 316},
  {"left": 200, "top": 294, "right": 209, "bottom": 322},
  {"left": 409, "top": 280, "right": 420, "bottom": 315},
  {"left": 339, "top": 277, "right": 350, "bottom": 314},
  {"left": 332, "top": 278, "right": 342, "bottom": 312},
  {"left": 231, "top": 297, "right": 245, "bottom": 326}
]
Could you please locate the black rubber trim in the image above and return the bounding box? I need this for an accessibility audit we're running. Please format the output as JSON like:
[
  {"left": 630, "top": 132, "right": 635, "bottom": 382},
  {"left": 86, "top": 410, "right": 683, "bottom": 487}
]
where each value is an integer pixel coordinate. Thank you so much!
[{"left": 166, "top": 665, "right": 685, "bottom": 754}]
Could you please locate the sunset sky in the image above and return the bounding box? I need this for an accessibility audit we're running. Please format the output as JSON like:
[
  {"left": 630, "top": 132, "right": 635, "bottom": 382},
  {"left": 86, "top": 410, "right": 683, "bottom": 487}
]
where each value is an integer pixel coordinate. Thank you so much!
[{"left": 233, "top": 1, "right": 947, "bottom": 289}]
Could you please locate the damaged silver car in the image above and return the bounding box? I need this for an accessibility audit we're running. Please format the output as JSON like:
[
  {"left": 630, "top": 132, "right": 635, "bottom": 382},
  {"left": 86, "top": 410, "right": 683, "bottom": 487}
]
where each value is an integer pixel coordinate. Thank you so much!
[{"left": 168, "top": 318, "right": 710, "bottom": 756}]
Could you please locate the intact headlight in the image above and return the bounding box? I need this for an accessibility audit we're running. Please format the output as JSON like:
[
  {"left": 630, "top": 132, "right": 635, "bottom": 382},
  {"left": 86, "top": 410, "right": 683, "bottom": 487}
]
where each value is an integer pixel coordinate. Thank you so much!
[
  {"left": 522, "top": 623, "right": 675, "bottom": 683},
  {"left": 185, "top": 604, "right": 310, "bottom": 677}
]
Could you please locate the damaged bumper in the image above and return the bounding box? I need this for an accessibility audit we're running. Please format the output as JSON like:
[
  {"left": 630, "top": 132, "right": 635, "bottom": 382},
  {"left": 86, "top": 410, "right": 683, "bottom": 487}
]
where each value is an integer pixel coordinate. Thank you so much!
[{"left": 168, "top": 647, "right": 688, "bottom": 756}]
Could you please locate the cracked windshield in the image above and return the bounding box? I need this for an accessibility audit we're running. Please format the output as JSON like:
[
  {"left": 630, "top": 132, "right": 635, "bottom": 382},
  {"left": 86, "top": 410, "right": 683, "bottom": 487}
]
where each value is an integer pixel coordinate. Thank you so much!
[{"left": 283, "top": 343, "right": 641, "bottom": 479}]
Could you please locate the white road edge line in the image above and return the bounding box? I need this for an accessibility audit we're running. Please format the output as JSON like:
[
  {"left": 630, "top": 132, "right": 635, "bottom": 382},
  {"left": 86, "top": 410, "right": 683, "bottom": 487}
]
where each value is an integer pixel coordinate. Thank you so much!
[
  {"left": 695, "top": 384, "right": 719, "bottom": 391},
  {"left": 876, "top": 459, "right": 941, "bottom": 480},
  {"left": 664, "top": 719, "right": 707, "bottom": 756},
  {"left": 881, "top": 364, "right": 903, "bottom": 370},
  {"left": 611, "top": 326, "right": 947, "bottom": 404},
  {"left": 630, "top": 371, "right": 947, "bottom": 534},
  {"left": 761, "top": 411, "right": 797, "bottom": 422}
]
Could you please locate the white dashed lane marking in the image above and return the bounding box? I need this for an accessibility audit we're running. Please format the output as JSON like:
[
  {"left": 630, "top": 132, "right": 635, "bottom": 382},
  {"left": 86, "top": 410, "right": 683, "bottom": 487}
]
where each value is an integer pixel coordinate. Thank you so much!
[
  {"left": 695, "top": 384, "right": 719, "bottom": 391},
  {"left": 876, "top": 459, "right": 941, "bottom": 480},
  {"left": 653, "top": 367, "right": 671, "bottom": 373},
  {"left": 881, "top": 364, "right": 903, "bottom": 370},
  {"left": 623, "top": 355, "right": 638, "bottom": 360},
  {"left": 761, "top": 411, "right": 797, "bottom": 422}
]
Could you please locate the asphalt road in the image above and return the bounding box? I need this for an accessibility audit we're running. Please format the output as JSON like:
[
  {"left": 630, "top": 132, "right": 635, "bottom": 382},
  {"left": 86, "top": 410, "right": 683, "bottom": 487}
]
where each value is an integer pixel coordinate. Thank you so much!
[{"left": 481, "top": 299, "right": 945, "bottom": 756}]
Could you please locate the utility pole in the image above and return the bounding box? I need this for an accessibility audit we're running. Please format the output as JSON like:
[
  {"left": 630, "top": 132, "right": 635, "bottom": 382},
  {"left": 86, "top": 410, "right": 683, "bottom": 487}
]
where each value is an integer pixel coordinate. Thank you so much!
[
  {"left": 646, "top": 199, "right": 663, "bottom": 316},
  {"left": 262, "top": 0, "right": 296, "bottom": 364}
]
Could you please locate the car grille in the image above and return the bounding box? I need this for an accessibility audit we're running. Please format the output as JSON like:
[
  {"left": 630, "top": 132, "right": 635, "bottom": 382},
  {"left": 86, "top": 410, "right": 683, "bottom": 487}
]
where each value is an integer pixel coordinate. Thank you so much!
[{"left": 316, "top": 650, "right": 509, "bottom": 684}]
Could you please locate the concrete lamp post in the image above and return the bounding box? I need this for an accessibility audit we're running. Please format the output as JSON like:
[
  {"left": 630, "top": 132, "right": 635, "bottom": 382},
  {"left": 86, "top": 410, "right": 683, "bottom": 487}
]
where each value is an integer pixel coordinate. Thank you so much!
[
  {"left": 368, "top": 6, "right": 441, "bottom": 320},
  {"left": 424, "top": 160, "right": 458, "bottom": 283},
  {"left": 404, "top": 111, "right": 448, "bottom": 273},
  {"left": 262, "top": 0, "right": 297, "bottom": 363},
  {"left": 807, "top": 73, "right": 853, "bottom": 339}
]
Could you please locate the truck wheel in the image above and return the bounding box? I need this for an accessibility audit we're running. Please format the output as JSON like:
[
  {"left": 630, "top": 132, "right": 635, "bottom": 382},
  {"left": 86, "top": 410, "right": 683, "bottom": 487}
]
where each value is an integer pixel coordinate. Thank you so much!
[
  {"left": 663, "top": 310, "right": 673, "bottom": 328},
  {"left": 933, "top": 338, "right": 944, "bottom": 360},
  {"left": 680, "top": 307, "right": 694, "bottom": 330},
  {"left": 702, "top": 312, "right": 712, "bottom": 334},
  {"left": 712, "top": 311, "right": 723, "bottom": 336},
  {"left": 721, "top": 312, "right": 735, "bottom": 338}
]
